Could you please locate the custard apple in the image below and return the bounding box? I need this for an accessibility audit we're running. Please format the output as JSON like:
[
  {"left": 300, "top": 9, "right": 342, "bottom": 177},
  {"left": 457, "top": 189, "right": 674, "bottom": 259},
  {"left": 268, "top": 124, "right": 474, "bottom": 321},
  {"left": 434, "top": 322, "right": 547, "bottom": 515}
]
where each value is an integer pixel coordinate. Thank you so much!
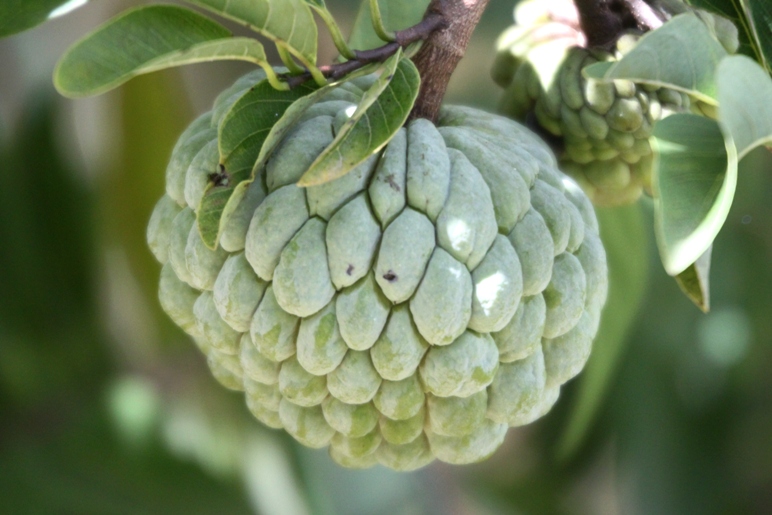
[
  {"left": 493, "top": 0, "right": 735, "bottom": 206},
  {"left": 147, "top": 70, "right": 608, "bottom": 471},
  {"left": 495, "top": 29, "right": 687, "bottom": 205}
]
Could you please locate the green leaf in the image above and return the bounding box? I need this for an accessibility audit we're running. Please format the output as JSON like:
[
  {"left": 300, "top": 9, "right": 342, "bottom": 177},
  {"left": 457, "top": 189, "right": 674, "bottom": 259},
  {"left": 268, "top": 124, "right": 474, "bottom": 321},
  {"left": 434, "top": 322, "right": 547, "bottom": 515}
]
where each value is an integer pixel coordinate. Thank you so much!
[
  {"left": 218, "top": 84, "right": 316, "bottom": 172},
  {"left": 215, "top": 91, "right": 335, "bottom": 249},
  {"left": 197, "top": 81, "right": 317, "bottom": 248},
  {"left": 138, "top": 38, "right": 290, "bottom": 90},
  {"left": 582, "top": 61, "right": 613, "bottom": 80},
  {"left": 651, "top": 113, "right": 738, "bottom": 275},
  {"left": 348, "top": 0, "right": 430, "bottom": 50},
  {"left": 688, "top": 0, "right": 767, "bottom": 66},
  {"left": 675, "top": 247, "right": 712, "bottom": 312},
  {"left": 252, "top": 76, "right": 371, "bottom": 173},
  {"left": 0, "top": 0, "right": 89, "bottom": 38},
  {"left": 717, "top": 55, "right": 772, "bottom": 158},
  {"left": 747, "top": 0, "right": 772, "bottom": 71},
  {"left": 54, "top": 6, "right": 234, "bottom": 97},
  {"left": 588, "top": 13, "right": 727, "bottom": 103},
  {"left": 298, "top": 55, "right": 420, "bottom": 186},
  {"left": 558, "top": 203, "right": 649, "bottom": 461},
  {"left": 215, "top": 66, "right": 382, "bottom": 255},
  {"left": 184, "top": 0, "right": 318, "bottom": 68}
]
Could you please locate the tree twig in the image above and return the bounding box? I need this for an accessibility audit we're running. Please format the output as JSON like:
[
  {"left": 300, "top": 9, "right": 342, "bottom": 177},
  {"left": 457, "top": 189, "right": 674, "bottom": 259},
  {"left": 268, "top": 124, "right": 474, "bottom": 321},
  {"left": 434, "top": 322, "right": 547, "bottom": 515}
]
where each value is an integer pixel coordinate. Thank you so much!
[{"left": 284, "top": 12, "right": 446, "bottom": 89}]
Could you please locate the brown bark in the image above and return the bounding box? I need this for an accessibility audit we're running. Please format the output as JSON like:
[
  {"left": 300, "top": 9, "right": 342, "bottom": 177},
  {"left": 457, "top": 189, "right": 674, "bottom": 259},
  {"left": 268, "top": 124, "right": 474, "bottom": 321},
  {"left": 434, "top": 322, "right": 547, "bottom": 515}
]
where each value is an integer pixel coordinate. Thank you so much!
[{"left": 409, "top": 0, "right": 491, "bottom": 122}]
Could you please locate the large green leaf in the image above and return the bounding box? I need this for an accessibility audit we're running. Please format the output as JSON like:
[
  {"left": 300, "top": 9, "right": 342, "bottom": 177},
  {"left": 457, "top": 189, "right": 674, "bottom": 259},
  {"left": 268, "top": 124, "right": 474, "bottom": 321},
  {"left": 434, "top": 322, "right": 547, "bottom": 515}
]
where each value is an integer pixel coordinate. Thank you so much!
[
  {"left": 298, "top": 55, "right": 420, "bottom": 186},
  {"left": 184, "top": 0, "right": 318, "bottom": 67},
  {"left": 675, "top": 246, "right": 712, "bottom": 312},
  {"left": 0, "top": 0, "right": 89, "bottom": 38},
  {"left": 218, "top": 83, "right": 318, "bottom": 172},
  {"left": 197, "top": 81, "right": 317, "bottom": 248},
  {"left": 348, "top": 0, "right": 431, "bottom": 50},
  {"left": 557, "top": 203, "right": 649, "bottom": 460},
  {"left": 136, "top": 38, "right": 288, "bottom": 89},
  {"left": 717, "top": 55, "right": 772, "bottom": 158},
  {"left": 54, "top": 6, "right": 237, "bottom": 97},
  {"left": 747, "top": 0, "right": 772, "bottom": 71},
  {"left": 584, "top": 14, "right": 727, "bottom": 103},
  {"left": 651, "top": 113, "right": 738, "bottom": 276}
]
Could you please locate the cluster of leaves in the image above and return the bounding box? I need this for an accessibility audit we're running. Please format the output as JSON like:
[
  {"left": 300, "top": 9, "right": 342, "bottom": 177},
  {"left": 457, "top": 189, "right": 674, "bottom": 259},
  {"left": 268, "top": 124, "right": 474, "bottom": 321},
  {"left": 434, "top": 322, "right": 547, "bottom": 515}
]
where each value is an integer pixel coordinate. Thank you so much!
[
  {"left": 583, "top": 1, "right": 772, "bottom": 310},
  {"left": 1, "top": 0, "right": 430, "bottom": 250}
]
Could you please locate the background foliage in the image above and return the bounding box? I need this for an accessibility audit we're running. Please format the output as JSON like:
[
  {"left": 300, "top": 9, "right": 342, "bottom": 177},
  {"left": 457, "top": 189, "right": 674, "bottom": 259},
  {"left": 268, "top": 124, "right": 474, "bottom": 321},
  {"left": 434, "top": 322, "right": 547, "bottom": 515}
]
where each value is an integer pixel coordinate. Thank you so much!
[{"left": 1, "top": 0, "right": 771, "bottom": 513}]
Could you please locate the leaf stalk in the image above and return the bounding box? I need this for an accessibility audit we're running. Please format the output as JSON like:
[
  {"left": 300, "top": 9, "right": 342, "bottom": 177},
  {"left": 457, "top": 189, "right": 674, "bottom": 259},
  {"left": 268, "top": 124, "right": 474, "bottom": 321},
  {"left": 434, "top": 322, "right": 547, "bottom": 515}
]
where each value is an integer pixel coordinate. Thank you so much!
[{"left": 369, "top": 0, "right": 396, "bottom": 42}]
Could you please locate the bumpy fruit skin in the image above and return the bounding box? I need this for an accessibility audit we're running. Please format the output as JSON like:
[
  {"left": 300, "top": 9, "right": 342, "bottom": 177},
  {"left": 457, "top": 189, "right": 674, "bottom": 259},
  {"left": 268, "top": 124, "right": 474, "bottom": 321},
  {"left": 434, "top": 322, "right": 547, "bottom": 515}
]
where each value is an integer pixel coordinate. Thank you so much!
[
  {"left": 148, "top": 71, "right": 608, "bottom": 471},
  {"left": 493, "top": 0, "right": 694, "bottom": 206}
]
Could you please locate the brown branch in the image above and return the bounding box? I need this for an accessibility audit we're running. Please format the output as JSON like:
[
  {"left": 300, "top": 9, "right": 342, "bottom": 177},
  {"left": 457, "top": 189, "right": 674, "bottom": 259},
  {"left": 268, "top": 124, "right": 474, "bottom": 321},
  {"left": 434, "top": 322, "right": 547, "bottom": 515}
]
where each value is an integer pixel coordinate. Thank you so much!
[
  {"left": 573, "top": 0, "right": 666, "bottom": 48},
  {"left": 284, "top": 13, "right": 446, "bottom": 89},
  {"left": 409, "top": 0, "right": 491, "bottom": 122}
]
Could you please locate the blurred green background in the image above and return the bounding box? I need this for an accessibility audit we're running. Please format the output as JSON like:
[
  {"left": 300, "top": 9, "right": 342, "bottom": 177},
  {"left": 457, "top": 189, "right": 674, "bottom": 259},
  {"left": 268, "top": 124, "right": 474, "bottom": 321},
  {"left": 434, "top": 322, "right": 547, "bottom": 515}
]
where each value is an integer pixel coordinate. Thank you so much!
[{"left": 1, "top": 1, "right": 771, "bottom": 514}]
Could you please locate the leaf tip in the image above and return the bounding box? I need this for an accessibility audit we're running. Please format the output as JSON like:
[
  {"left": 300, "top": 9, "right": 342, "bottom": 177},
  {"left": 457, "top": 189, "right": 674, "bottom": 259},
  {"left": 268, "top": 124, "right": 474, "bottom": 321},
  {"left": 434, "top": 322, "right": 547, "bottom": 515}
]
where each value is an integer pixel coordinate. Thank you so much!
[
  {"left": 677, "top": 280, "right": 710, "bottom": 313},
  {"left": 674, "top": 249, "right": 712, "bottom": 312},
  {"left": 197, "top": 218, "right": 219, "bottom": 251},
  {"left": 296, "top": 173, "right": 320, "bottom": 188}
]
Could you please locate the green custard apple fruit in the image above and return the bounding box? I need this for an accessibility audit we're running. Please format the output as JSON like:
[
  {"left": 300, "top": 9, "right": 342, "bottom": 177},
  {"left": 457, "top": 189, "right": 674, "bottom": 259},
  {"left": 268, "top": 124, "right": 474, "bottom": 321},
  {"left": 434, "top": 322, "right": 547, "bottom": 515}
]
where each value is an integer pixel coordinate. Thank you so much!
[
  {"left": 493, "top": 0, "right": 735, "bottom": 207},
  {"left": 147, "top": 70, "right": 608, "bottom": 471},
  {"left": 496, "top": 30, "right": 687, "bottom": 206}
]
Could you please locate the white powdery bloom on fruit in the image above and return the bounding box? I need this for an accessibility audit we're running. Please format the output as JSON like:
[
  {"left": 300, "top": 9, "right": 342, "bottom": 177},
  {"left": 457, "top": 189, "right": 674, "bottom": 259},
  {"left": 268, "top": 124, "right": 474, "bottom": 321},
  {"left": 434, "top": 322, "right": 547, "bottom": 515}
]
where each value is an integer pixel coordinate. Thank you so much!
[{"left": 474, "top": 271, "right": 508, "bottom": 315}]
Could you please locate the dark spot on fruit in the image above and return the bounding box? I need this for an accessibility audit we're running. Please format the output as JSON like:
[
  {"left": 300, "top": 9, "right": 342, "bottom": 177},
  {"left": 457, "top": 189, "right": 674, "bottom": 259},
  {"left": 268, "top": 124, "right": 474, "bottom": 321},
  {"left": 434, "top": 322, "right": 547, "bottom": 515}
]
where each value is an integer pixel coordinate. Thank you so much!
[
  {"left": 383, "top": 271, "right": 397, "bottom": 282},
  {"left": 346, "top": 264, "right": 354, "bottom": 276},
  {"left": 386, "top": 174, "right": 400, "bottom": 192}
]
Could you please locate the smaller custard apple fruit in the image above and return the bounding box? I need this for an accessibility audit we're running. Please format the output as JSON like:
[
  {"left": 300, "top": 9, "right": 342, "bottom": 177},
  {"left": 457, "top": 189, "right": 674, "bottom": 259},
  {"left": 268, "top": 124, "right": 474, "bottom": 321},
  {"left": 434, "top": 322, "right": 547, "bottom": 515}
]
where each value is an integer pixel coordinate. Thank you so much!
[
  {"left": 492, "top": 0, "right": 733, "bottom": 207},
  {"left": 148, "top": 70, "right": 608, "bottom": 471}
]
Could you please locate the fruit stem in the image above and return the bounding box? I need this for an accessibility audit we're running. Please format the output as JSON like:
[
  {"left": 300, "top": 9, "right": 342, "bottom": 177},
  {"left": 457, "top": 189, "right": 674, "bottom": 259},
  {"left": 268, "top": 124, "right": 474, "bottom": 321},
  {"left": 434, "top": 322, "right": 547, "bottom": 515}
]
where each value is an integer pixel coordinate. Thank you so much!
[{"left": 409, "top": 0, "right": 491, "bottom": 122}]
